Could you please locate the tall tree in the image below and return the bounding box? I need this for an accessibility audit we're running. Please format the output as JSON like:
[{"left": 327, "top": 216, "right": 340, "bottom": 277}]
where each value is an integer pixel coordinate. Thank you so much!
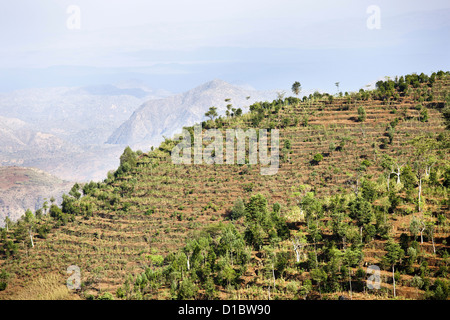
[
  {"left": 343, "top": 247, "right": 362, "bottom": 300},
  {"left": 291, "top": 82, "right": 301, "bottom": 96},
  {"left": 383, "top": 238, "right": 404, "bottom": 297},
  {"left": 349, "top": 197, "right": 373, "bottom": 239},
  {"left": 410, "top": 137, "right": 436, "bottom": 212}
]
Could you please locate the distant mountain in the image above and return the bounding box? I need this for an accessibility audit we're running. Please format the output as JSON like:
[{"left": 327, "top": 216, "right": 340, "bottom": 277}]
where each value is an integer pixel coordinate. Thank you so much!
[
  {"left": 0, "top": 84, "right": 172, "bottom": 146},
  {"left": 0, "top": 115, "right": 66, "bottom": 154},
  {"left": 0, "top": 84, "right": 173, "bottom": 181},
  {"left": 0, "top": 166, "right": 73, "bottom": 226},
  {"left": 107, "top": 79, "right": 277, "bottom": 149}
]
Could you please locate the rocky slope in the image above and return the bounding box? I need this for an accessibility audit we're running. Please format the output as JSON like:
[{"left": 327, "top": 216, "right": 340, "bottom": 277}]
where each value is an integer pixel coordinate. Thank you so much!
[{"left": 0, "top": 166, "right": 72, "bottom": 226}]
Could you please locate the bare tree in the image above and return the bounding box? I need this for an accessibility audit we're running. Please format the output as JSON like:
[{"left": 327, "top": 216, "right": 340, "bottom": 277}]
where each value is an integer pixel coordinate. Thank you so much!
[{"left": 292, "top": 236, "right": 306, "bottom": 263}]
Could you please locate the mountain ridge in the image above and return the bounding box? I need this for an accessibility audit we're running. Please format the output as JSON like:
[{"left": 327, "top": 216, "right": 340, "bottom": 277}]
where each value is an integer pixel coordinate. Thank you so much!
[{"left": 106, "top": 79, "right": 278, "bottom": 149}]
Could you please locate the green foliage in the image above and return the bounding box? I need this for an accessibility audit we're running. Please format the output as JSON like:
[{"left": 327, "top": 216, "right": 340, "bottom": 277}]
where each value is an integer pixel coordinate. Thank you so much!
[
  {"left": 292, "top": 81, "right": 301, "bottom": 96},
  {"left": 177, "top": 278, "right": 198, "bottom": 300},
  {"left": 97, "top": 292, "right": 114, "bottom": 300},
  {"left": 205, "top": 106, "right": 218, "bottom": 121},
  {"left": 230, "top": 198, "right": 245, "bottom": 220},
  {"left": 50, "top": 204, "right": 71, "bottom": 225},
  {"left": 357, "top": 106, "right": 366, "bottom": 122},
  {"left": 312, "top": 153, "right": 323, "bottom": 165},
  {"left": 120, "top": 146, "right": 137, "bottom": 168},
  {"left": 349, "top": 197, "right": 373, "bottom": 230},
  {"left": 0, "top": 270, "right": 10, "bottom": 291},
  {"left": 383, "top": 237, "right": 405, "bottom": 268}
]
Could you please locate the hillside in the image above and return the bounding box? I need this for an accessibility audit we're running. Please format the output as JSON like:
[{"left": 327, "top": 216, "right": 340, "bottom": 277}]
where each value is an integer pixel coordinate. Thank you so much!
[
  {"left": 0, "top": 71, "right": 449, "bottom": 301},
  {"left": 106, "top": 79, "right": 277, "bottom": 149},
  {"left": 0, "top": 166, "right": 72, "bottom": 227}
]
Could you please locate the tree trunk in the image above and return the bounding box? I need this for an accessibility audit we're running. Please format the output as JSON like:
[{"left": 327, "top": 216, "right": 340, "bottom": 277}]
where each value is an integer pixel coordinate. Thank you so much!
[
  {"left": 396, "top": 165, "right": 402, "bottom": 184},
  {"left": 432, "top": 236, "right": 436, "bottom": 254},
  {"left": 392, "top": 265, "right": 396, "bottom": 298},
  {"left": 348, "top": 269, "right": 352, "bottom": 300},
  {"left": 387, "top": 172, "right": 390, "bottom": 191},
  {"left": 314, "top": 241, "right": 318, "bottom": 266},
  {"left": 418, "top": 177, "right": 422, "bottom": 212},
  {"left": 29, "top": 228, "right": 34, "bottom": 248},
  {"left": 272, "top": 263, "right": 276, "bottom": 290}
]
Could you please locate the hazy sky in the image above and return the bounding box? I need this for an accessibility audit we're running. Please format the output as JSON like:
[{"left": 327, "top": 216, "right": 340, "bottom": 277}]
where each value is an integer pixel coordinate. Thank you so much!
[{"left": 0, "top": 0, "right": 449, "bottom": 93}]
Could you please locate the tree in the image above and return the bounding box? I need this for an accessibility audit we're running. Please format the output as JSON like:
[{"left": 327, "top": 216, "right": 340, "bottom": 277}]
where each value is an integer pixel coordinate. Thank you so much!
[
  {"left": 205, "top": 106, "right": 218, "bottom": 121},
  {"left": 231, "top": 198, "right": 245, "bottom": 220},
  {"left": 349, "top": 197, "right": 373, "bottom": 239},
  {"left": 310, "top": 268, "right": 327, "bottom": 298},
  {"left": 292, "top": 81, "right": 301, "bottom": 96},
  {"left": 425, "top": 221, "right": 436, "bottom": 254},
  {"left": 24, "top": 209, "right": 36, "bottom": 248},
  {"left": 357, "top": 106, "right": 366, "bottom": 122},
  {"left": 410, "top": 137, "right": 436, "bottom": 212},
  {"left": 343, "top": 247, "right": 362, "bottom": 300},
  {"left": 292, "top": 234, "right": 307, "bottom": 263},
  {"left": 4, "top": 217, "right": 12, "bottom": 232},
  {"left": 410, "top": 216, "right": 426, "bottom": 244},
  {"left": 419, "top": 107, "right": 429, "bottom": 122},
  {"left": 335, "top": 82, "right": 340, "bottom": 95},
  {"left": 331, "top": 211, "right": 349, "bottom": 249},
  {"left": 120, "top": 146, "right": 137, "bottom": 168},
  {"left": 69, "top": 183, "right": 81, "bottom": 200},
  {"left": 383, "top": 238, "right": 404, "bottom": 297}
]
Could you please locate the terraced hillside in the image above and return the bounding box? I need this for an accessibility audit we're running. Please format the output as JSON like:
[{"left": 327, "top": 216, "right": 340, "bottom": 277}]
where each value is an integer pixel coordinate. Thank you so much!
[{"left": 1, "top": 71, "right": 449, "bottom": 300}]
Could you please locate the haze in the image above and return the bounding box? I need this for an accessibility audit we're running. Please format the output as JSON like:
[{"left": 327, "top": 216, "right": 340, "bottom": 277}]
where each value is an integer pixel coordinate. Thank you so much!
[{"left": 0, "top": 0, "right": 449, "bottom": 93}]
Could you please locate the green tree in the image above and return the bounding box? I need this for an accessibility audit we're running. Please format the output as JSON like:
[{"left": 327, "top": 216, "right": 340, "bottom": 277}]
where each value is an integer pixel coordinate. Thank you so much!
[
  {"left": 410, "top": 136, "right": 436, "bottom": 212},
  {"left": 23, "top": 209, "right": 36, "bottom": 248},
  {"left": 205, "top": 106, "right": 218, "bottom": 121},
  {"left": 310, "top": 268, "right": 327, "bottom": 298},
  {"left": 69, "top": 183, "right": 81, "bottom": 200},
  {"left": 357, "top": 106, "right": 366, "bottom": 122},
  {"left": 120, "top": 146, "right": 137, "bottom": 168},
  {"left": 177, "top": 279, "right": 198, "bottom": 300},
  {"left": 383, "top": 238, "right": 404, "bottom": 297},
  {"left": 231, "top": 198, "right": 245, "bottom": 220},
  {"left": 349, "top": 197, "right": 373, "bottom": 239},
  {"left": 343, "top": 247, "right": 362, "bottom": 299},
  {"left": 292, "top": 81, "right": 301, "bottom": 96},
  {"left": 419, "top": 107, "right": 429, "bottom": 122}
]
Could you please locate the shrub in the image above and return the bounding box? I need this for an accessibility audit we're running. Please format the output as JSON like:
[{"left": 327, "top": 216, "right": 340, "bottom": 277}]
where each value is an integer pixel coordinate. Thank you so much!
[
  {"left": 97, "top": 292, "right": 114, "bottom": 300},
  {"left": 357, "top": 106, "right": 367, "bottom": 122},
  {"left": 231, "top": 198, "right": 246, "bottom": 220},
  {"left": 313, "top": 153, "right": 323, "bottom": 165}
]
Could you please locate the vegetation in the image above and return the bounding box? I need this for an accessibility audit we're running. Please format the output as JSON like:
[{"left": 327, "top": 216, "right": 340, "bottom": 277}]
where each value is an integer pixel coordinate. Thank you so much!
[{"left": 1, "top": 71, "right": 449, "bottom": 301}]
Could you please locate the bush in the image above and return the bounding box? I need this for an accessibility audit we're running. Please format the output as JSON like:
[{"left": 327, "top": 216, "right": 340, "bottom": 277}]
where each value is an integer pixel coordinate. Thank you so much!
[
  {"left": 357, "top": 107, "right": 367, "bottom": 122},
  {"left": 97, "top": 292, "right": 114, "bottom": 300},
  {"left": 0, "top": 271, "right": 9, "bottom": 291},
  {"left": 231, "top": 198, "right": 246, "bottom": 220},
  {"left": 312, "top": 153, "right": 323, "bottom": 165}
]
